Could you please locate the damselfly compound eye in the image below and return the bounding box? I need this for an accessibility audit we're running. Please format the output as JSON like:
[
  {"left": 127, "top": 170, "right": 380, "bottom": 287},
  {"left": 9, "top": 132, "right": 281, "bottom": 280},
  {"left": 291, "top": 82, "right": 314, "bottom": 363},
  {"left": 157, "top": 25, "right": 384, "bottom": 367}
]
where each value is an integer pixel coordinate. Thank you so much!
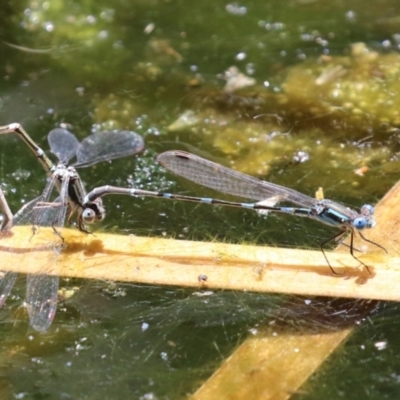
[
  {"left": 82, "top": 208, "right": 96, "bottom": 224},
  {"left": 360, "top": 204, "right": 375, "bottom": 228},
  {"left": 361, "top": 204, "right": 374, "bottom": 215},
  {"left": 353, "top": 217, "right": 367, "bottom": 230}
]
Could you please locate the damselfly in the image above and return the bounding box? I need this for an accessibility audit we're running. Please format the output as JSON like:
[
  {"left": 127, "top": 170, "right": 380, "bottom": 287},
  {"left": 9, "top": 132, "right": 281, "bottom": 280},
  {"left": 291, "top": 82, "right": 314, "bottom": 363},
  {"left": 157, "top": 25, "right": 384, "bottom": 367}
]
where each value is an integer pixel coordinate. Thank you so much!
[
  {"left": 84, "top": 150, "right": 385, "bottom": 275},
  {"left": 0, "top": 123, "right": 144, "bottom": 331}
]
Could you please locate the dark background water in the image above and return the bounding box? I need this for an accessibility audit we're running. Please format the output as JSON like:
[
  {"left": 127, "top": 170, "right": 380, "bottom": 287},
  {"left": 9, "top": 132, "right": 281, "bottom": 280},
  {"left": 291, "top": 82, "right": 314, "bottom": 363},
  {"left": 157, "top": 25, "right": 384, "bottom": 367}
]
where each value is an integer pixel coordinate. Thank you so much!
[{"left": 1, "top": 0, "right": 400, "bottom": 399}]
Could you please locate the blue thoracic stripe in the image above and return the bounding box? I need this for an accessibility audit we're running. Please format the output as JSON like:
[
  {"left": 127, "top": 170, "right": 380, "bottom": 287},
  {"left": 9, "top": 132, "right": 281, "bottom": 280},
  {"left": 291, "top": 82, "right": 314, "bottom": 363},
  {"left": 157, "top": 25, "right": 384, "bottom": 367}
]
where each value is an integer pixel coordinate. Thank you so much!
[
  {"left": 241, "top": 203, "right": 255, "bottom": 208},
  {"left": 201, "top": 198, "right": 213, "bottom": 203},
  {"left": 162, "top": 193, "right": 172, "bottom": 198},
  {"left": 317, "top": 214, "right": 341, "bottom": 226},
  {"left": 317, "top": 208, "right": 350, "bottom": 227}
]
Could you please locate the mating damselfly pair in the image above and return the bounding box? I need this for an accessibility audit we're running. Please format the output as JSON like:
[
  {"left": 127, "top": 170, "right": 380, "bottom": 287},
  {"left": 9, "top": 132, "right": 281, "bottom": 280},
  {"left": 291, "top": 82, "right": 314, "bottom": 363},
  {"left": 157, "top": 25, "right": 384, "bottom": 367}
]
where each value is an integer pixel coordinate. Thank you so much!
[{"left": 0, "top": 123, "right": 383, "bottom": 331}]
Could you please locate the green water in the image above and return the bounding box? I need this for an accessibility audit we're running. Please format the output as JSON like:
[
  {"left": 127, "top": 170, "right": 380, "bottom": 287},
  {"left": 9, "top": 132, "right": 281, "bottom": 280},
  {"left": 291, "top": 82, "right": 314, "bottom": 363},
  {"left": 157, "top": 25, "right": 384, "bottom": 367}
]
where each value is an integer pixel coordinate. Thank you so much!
[{"left": 1, "top": 0, "right": 400, "bottom": 398}]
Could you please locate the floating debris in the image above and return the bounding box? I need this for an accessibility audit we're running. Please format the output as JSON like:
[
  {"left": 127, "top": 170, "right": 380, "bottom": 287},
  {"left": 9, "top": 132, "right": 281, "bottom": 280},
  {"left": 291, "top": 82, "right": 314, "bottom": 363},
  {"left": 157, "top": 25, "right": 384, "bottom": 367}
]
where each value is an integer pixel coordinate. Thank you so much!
[
  {"left": 354, "top": 166, "right": 369, "bottom": 176},
  {"left": 168, "top": 110, "right": 200, "bottom": 132},
  {"left": 315, "top": 65, "right": 347, "bottom": 85},
  {"left": 221, "top": 66, "right": 256, "bottom": 93}
]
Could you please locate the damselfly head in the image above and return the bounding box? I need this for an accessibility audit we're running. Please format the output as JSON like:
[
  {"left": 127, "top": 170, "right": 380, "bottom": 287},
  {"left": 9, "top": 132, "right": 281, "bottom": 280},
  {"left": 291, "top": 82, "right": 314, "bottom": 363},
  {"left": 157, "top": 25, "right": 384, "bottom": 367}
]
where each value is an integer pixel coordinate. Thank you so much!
[{"left": 352, "top": 204, "right": 375, "bottom": 230}]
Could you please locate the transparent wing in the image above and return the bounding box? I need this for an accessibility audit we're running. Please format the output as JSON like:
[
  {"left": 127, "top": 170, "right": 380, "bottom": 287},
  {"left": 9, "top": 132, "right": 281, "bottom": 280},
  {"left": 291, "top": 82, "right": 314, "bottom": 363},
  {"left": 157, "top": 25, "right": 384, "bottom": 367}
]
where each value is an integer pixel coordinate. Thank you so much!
[
  {"left": 0, "top": 195, "right": 42, "bottom": 309},
  {"left": 157, "top": 151, "right": 317, "bottom": 208},
  {"left": 27, "top": 272, "right": 60, "bottom": 331},
  {"left": 0, "top": 189, "right": 20, "bottom": 307},
  {"left": 75, "top": 130, "right": 144, "bottom": 168},
  {"left": 0, "top": 192, "right": 56, "bottom": 312},
  {"left": 48, "top": 128, "right": 80, "bottom": 165},
  {"left": 24, "top": 200, "right": 61, "bottom": 331},
  {"left": 12, "top": 195, "right": 43, "bottom": 226},
  {"left": 21, "top": 177, "right": 69, "bottom": 331},
  {"left": 0, "top": 269, "right": 17, "bottom": 308}
]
